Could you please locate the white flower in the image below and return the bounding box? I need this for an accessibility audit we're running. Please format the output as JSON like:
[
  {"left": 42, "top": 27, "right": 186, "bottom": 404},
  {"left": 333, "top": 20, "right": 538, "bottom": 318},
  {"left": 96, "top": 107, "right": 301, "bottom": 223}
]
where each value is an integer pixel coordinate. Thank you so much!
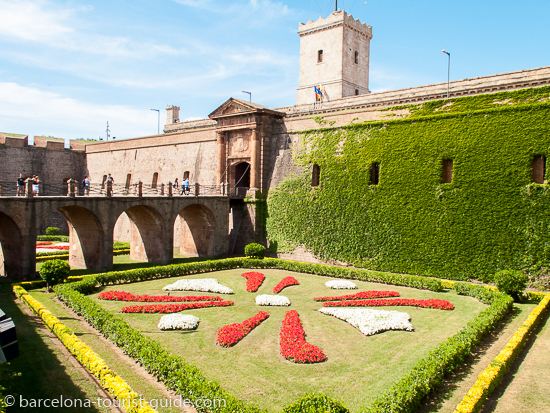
[
  {"left": 158, "top": 314, "right": 200, "bottom": 330},
  {"left": 163, "top": 278, "right": 234, "bottom": 294},
  {"left": 255, "top": 294, "right": 291, "bottom": 306},
  {"left": 325, "top": 280, "right": 357, "bottom": 289},
  {"left": 319, "top": 308, "right": 414, "bottom": 336}
]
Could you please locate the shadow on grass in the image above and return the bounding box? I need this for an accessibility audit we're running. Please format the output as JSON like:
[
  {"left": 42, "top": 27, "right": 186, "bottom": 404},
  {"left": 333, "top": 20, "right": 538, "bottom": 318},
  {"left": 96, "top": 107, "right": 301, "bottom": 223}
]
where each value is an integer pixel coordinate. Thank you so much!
[
  {"left": 479, "top": 305, "right": 550, "bottom": 412},
  {"left": 0, "top": 289, "right": 103, "bottom": 412},
  {"left": 418, "top": 304, "right": 526, "bottom": 413}
]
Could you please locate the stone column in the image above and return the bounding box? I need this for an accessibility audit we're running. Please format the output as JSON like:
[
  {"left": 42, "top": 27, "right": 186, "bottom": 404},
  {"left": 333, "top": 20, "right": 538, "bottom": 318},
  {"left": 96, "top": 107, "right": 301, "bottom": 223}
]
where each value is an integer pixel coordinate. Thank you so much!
[
  {"left": 250, "top": 128, "right": 260, "bottom": 190},
  {"left": 216, "top": 131, "right": 226, "bottom": 187}
]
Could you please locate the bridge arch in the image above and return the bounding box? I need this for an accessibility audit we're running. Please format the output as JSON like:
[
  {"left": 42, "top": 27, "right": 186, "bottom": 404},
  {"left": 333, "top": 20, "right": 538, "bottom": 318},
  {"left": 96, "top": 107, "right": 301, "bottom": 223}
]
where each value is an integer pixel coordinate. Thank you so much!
[
  {"left": 176, "top": 204, "right": 216, "bottom": 257},
  {"left": 0, "top": 212, "right": 24, "bottom": 279},
  {"left": 123, "top": 205, "right": 169, "bottom": 263},
  {"left": 57, "top": 206, "right": 107, "bottom": 270}
]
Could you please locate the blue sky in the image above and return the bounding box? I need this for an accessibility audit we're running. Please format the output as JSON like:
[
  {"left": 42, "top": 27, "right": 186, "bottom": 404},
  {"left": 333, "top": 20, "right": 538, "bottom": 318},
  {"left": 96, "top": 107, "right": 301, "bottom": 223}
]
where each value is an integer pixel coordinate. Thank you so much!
[{"left": 1, "top": 0, "right": 549, "bottom": 142}]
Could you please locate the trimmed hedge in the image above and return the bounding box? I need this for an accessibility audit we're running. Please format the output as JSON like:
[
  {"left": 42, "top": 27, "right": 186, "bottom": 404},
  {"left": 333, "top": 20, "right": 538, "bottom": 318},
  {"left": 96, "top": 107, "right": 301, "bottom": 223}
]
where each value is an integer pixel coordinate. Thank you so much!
[
  {"left": 37, "top": 235, "right": 69, "bottom": 242},
  {"left": 266, "top": 90, "right": 550, "bottom": 282},
  {"left": 51, "top": 258, "right": 511, "bottom": 412},
  {"left": 281, "top": 393, "right": 349, "bottom": 413}
]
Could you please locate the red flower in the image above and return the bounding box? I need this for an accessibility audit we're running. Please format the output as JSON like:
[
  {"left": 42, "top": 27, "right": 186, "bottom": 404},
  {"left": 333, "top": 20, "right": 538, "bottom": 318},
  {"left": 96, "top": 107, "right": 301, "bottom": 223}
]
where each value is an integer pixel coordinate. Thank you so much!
[
  {"left": 36, "top": 242, "right": 53, "bottom": 246},
  {"left": 241, "top": 272, "right": 265, "bottom": 292},
  {"left": 279, "top": 310, "right": 326, "bottom": 363},
  {"left": 120, "top": 301, "right": 234, "bottom": 313},
  {"left": 99, "top": 290, "right": 224, "bottom": 302},
  {"left": 314, "top": 290, "right": 400, "bottom": 302},
  {"left": 37, "top": 245, "right": 70, "bottom": 250},
  {"left": 217, "top": 311, "right": 270, "bottom": 347},
  {"left": 322, "top": 298, "right": 454, "bottom": 310},
  {"left": 273, "top": 276, "right": 300, "bottom": 294}
]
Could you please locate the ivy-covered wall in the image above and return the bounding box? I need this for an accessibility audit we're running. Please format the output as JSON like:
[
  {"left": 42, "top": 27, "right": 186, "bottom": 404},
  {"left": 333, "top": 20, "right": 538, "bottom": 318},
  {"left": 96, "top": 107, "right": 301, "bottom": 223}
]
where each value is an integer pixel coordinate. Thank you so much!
[{"left": 266, "top": 89, "right": 550, "bottom": 282}]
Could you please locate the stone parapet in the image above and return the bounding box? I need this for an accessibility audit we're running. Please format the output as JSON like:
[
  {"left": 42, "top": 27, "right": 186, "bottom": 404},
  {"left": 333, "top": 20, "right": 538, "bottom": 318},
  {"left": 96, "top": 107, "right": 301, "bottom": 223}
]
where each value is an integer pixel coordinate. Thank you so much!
[
  {"left": 283, "top": 65, "right": 550, "bottom": 117},
  {"left": 0, "top": 134, "right": 28, "bottom": 147},
  {"left": 298, "top": 11, "right": 372, "bottom": 39},
  {"left": 164, "top": 118, "right": 217, "bottom": 133},
  {"left": 34, "top": 136, "right": 64, "bottom": 149}
]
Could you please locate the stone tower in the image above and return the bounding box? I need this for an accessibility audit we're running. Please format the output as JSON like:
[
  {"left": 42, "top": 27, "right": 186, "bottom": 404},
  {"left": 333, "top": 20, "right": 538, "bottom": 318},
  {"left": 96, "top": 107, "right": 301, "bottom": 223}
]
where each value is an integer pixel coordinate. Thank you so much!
[{"left": 296, "top": 11, "right": 373, "bottom": 105}]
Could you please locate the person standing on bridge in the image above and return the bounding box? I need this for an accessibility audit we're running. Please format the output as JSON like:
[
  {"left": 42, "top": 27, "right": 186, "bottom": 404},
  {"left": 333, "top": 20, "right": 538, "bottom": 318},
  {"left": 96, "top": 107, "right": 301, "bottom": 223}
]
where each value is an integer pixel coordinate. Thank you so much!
[
  {"left": 16, "top": 174, "right": 25, "bottom": 196},
  {"left": 181, "top": 178, "right": 190, "bottom": 195}
]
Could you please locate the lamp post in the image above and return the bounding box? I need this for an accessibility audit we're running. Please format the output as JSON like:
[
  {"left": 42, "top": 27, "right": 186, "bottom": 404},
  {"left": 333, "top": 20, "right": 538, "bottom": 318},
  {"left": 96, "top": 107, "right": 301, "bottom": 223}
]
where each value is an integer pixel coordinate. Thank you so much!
[
  {"left": 241, "top": 91, "right": 251, "bottom": 102},
  {"left": 442, "top": 50, "right": 450, "bottom": 99},
  {"left": 150, "top": 109, "right": 160, "bottom": 135}
]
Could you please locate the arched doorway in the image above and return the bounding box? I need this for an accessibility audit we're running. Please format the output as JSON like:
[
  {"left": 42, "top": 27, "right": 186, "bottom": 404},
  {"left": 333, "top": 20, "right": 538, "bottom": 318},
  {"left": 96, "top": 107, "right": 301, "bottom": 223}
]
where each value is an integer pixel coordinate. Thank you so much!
[
  {"left": 232, "top": 161, "right": 250, "bottom": 196},
  {"left": 175, "top": 204, "right": 216, "bottom": 257},
  {"left": 0, "top": 212, "right": 23, "bottom": 279},
  {"left": 58, "top": 206, "right": 105, "bottom": 270}
]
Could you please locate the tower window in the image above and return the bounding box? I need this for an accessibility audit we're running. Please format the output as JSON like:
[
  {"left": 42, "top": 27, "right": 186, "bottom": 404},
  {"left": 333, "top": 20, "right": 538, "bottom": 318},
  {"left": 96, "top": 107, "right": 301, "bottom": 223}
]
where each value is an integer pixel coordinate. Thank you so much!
[
  {"left": 355, "top": 89, "right": 359, "bottom": 96},
  {"left": 183, "top": 171, "right": 190, "bottom": 180},
  {"left": 152, "top": 172, "right": 159, "bottom": 189},
  {"left": 354, "top": 51, "right": 359, "bottom": 64},
  {"left": 317, "top": 50, "right": 323, "bottom": 63},
  {"left": 532, "top": 155, "right": 546, "bottom": 183},
  {"left": 370, "top": 163, "right": 380, "bottom": 185},
  {"left": 442, "top": 159, "right": 453, "bottom": 183},
  {"left": 125, "top": 174, "right": 132, "bottom": 189},
  {"left": 311, "top": 164, "right": 320, "bottom": 187}
]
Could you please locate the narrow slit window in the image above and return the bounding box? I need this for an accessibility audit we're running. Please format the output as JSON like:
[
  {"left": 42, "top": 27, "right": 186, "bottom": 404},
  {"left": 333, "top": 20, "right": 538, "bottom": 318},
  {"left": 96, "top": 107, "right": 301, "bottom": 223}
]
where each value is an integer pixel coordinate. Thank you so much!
[
  {"left": 317, "top": 50, "right": 323, "bottom": 63},
  {"left": 152, "top": 172, "right": 159, "bottom": 188},
  {"left": 125, "top": 174, "right": 132, "bottom": 189},
  {"left": 532, "top": 155, "right": 546, "bottom": 183},
  {"left": 370, "top": 163, "right": 380, "bottom": 185},
  {"left": 183, "top": 171, "right": 190, "bottom": 180},
  {"left": 311, "top": 164, "right": 320, "bottom": 187},
  {"left": 354, "top": 51, "right": 359, "bottom": 64},
  {"left": 355, "top": 89, "right": 359, "bottom": 96},
  {"left": 442, "top": 159, "right": 453, "bottom": 183}
]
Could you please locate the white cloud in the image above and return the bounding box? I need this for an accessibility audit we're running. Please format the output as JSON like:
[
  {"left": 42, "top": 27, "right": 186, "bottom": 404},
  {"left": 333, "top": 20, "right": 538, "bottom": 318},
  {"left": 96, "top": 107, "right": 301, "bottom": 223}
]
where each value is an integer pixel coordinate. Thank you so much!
[{"left": 0, "top": 82, "right": 155, "bottom": 139}]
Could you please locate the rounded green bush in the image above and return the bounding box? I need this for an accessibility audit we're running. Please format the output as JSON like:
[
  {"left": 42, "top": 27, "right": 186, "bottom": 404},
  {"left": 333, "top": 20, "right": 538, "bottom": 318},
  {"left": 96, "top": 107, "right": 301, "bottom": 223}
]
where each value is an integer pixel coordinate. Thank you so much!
[
  {"left": 40, "top": 259, "right": 70, "bottom": 288},
  {"left": 494, "top": 269, "right": 529, "bottom": 302},
  {"left": 45, "top": 227, "right": 60, "bottom": 236},
  {"left": 244, "top": 243, "right": 266, "bottom": 259},
  {"left": 282, "top": 393, "right": 349, "bottom": 413}
]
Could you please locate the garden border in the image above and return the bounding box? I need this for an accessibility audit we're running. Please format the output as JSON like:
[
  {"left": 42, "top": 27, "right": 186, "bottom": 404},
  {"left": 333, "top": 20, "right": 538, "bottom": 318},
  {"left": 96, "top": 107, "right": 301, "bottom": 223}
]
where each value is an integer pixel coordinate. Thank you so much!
[
  {"left": 40, "top": 257, "right": 520, "bottom": 412},
  {"left": 12, "top": 285, "right": 158, "bottom": 413}
]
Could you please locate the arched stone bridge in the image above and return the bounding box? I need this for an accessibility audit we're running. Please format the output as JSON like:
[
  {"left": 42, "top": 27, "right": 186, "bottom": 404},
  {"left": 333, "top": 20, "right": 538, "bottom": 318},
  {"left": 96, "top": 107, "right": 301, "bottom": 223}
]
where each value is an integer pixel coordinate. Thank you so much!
[{"left": 0, "top": 196, "right": 232, "bottom": 280}]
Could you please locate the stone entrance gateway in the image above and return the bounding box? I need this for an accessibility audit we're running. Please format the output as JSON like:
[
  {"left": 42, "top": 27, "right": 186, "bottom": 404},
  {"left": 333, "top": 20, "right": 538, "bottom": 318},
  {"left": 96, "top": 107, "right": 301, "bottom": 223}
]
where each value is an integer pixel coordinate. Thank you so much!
[{"left": 209, "top": 98, "right": 285, "bottom": 195}]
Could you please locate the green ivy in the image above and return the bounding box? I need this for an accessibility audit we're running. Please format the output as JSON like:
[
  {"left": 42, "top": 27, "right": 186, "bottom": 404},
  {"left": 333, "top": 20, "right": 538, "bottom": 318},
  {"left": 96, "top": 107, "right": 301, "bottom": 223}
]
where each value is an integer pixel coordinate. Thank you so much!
[{"left": 267, "top": 93, "right": 550, "bottom": 281}]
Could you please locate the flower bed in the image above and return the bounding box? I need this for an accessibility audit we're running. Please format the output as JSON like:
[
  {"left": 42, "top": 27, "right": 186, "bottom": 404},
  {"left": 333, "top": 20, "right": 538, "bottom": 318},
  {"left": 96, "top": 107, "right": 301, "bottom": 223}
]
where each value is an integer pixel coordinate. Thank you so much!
[
  {"left": 314, "top": 290, "right": 400, "bottom": 302},
  {"left": 255, "top": 294, "right": 291, "bottom": 306},
  {"left": 241, "top": 272, "right": 265, "bottom": 292},
  {"left": 99, "top": 290, "right": 223, "bottom": 302},
  {"left": 162, "top": 278, "right": 234, "bottom": 294},
  {"left": 322, "top": 298, "right": 454, "bottom": 310},
  {"left": 13, "top": 286, "right": 158, "bottom": 413},
  {"left": 280, "top": 310, "right": 326, "bottom": 363},
  {"left": 319, "top": 308, "right": 414, "bottom": 336},
  {"left": 325, "top": 280, "right": 357, "bottom": 289},
  {"left": 36, "top": 241, "right": 52, "bottom": 246},
  {"left": 217, "top": 311, "right": 270, "bottom": 347},
  {"left": 273, "top": 276, "right": 299, "bottom": 293},
  {"left": 121, "top": 300, "right": 234, "bottom": 313},
  {"left": 454, "top": 293, "right": 550, "bottom": 413},
  {"left": 158, "top": 314, "right": 200, "bottom": 331}
]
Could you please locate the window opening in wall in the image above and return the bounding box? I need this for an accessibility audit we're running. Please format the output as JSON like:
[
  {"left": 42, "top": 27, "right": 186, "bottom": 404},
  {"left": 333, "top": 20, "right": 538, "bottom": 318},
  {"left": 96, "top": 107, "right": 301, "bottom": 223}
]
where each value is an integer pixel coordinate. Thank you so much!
[
  {"left": 311, "top": 164, "right": 321, "bottom": 187},
  {"left": 354, "top": 51, "right": 359, "bottom": 64},
  {"left": 152, "top": 172, "right": 159, "bottom": 189},
  {"left": 370, "top": 163, "right": 380, "bottom": 185},
  {"left": 183, "top": 171, "right": 190, "bottom": 181},
  {"left": 317, "top": 50, "right": 323, "bottom": 63},
  {"left": 532, "top": 155, "right": 546, "bottom": 183},
  {"left": 442, "top": 159, "right": 453, "bottom": 183},
  {"left": 101, "top": 174, "right": 107, "bottom": 188},
  {"left": 125, "top": 174, "right": 132, "bottom": 189},
  {"left": 355, "top": 89, "right": 359, "bottom": 95}
]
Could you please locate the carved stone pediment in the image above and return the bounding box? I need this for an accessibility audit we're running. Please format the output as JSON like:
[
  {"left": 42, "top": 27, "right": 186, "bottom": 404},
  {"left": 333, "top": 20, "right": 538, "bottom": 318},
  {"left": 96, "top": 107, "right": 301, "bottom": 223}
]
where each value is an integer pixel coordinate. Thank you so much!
[
  {"left": 228, "top": 130, "right": 251, "bottom": 157},
  {"left": 209, "top": 98, "right": 285, "bottom": 121}
]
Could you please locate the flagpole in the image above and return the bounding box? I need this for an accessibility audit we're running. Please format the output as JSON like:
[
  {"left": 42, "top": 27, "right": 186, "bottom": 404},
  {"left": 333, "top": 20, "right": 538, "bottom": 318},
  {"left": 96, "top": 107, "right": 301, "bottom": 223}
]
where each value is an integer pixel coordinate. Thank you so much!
[{"left": 335, "top": 1, "right": 337, "bottom": 12}]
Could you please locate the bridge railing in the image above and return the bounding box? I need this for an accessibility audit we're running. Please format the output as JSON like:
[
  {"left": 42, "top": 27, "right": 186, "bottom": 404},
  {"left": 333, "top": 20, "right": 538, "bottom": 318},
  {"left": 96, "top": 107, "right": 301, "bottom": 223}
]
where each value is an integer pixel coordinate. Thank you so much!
[{"left": 0, "top": 180, "right": 248, "bottom": 198}]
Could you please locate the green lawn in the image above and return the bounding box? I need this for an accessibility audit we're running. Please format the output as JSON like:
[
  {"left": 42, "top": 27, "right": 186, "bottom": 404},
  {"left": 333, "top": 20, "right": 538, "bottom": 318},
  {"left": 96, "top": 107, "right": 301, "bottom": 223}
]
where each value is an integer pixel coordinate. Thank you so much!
[{"left": 87, "top": 268, "right": 487, "bottom": 412}]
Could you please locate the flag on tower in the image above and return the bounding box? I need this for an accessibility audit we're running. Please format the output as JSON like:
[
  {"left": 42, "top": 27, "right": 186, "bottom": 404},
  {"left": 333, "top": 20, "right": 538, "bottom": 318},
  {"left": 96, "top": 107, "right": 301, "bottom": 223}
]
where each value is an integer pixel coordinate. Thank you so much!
[{"left": 314, "top": 86, "right": 322, "bottom": 101}]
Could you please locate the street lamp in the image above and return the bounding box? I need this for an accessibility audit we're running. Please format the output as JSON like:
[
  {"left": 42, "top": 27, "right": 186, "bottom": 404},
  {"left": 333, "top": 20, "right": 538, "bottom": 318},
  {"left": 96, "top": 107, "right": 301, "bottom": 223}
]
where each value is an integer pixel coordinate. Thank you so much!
[
  {"left": 241, "top": 91, "right": 251, "bottom": 102},
  {"left": 442, "top": 49, "right": 450, "bottom": 99},
  {"left": 150, "top": 109, "right": 160, "bottom": 135}
]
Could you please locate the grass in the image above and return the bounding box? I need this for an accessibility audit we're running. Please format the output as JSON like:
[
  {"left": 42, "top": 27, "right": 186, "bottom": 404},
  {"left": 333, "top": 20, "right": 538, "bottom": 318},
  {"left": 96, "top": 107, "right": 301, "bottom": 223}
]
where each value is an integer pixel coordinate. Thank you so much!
[
  {"left": 0, "top": 282, "right": 109, "bottom": 412},
  {"left": 87, "top": 268, "right": 487, "bottom": 412}
]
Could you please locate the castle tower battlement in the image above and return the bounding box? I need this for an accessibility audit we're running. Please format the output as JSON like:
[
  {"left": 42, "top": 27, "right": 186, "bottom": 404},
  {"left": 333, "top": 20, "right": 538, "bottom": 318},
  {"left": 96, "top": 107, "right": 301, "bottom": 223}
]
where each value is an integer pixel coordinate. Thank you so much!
[{"left": 297, "top": 11, "right": 372, "bottom": 105}]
